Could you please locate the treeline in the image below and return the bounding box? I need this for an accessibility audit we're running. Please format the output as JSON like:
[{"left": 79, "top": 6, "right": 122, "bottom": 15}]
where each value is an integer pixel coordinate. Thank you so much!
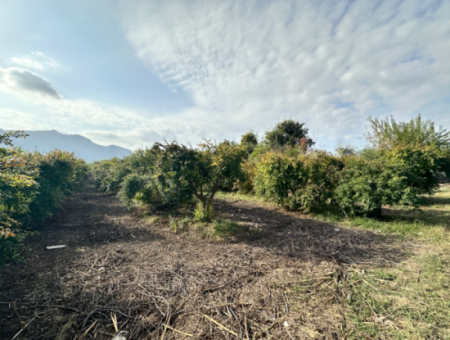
[
  {"left": 92, "top": 115, "right": 450, "bottom": 220},
  {"left": 0, "top": 131, "right": 88, "bottom": 265}
]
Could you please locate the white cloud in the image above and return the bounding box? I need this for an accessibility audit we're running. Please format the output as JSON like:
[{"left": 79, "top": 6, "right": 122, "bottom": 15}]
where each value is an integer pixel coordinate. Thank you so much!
[
  {"left": 10, "top": 57, "right": 45, "bottom": 70},
  {"left": 0, "top": 67, "right": 62, "bottom": 99},
  {"left": 0, "top": 63, "right": 249, "bottom": 149},
  {"left": 0, "top": 108, "right": 52, "bottom": 130},
  {"left": 2, "top": 1, "right": 450, "bottom": 151},
  {"left": 118, "top": 0, "right": 450, "bottom": 145},
  {"left": 10, "top": 51, "right": 59, "bottom": 71}
]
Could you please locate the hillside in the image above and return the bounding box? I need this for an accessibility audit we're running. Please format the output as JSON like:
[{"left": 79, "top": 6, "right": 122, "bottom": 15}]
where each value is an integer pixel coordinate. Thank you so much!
[{"left": 11, "top": 130, "right": 132, "bottom": 163}]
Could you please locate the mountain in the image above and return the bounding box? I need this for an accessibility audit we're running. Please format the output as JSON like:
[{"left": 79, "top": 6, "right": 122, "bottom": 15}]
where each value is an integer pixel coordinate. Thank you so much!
[{"left": 10, "top": 130, "right": 132, "bottom": 163}]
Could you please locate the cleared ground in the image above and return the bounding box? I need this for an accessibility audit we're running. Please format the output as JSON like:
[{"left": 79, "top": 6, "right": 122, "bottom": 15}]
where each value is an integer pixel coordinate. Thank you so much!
[{"left": 0, "top": 180, "right": 449, "bottom": 339}]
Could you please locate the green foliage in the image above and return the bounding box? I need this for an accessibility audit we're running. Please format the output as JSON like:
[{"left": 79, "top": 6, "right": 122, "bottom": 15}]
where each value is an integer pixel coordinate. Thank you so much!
[
  {"left": 91, "top": 148, "right": 165, "bottom": 208},
  {"left": 0, "top": 229, "right": 31, "bottom": 266},
  {"left": 335, "top": 146, "right": 442, "bottom": 217},
  {"left": 366, "top": 114, "right": 450, "bottom": 150},
  {"left": 336, "top": 142, "right": 357, "bottom": 156},
  {"left": 240, "top": 131, "right": 258, "bottom": 156},
  {"left": 241, "top": 131, "right": 258, "bottom": 146},
  {"left": 118, "top": 173, "right": 161, "bottom": 208},
  {"left": 255, "top": 149, "right": 342, "bottom": 212},
  {"left": 0, "top": 131, "right": 38, "bottom": 265},
  {"left": 91, "top": 157, "right": 130, "bottom": 193},
  {"left": 264, "top": 119, "right": 315, "bottom": 149},
  {"left": 91, "top": 141, "right": 245, "bottom": 216},
  {"left": 155, "top": 140, "right": 245, "bottom": 212},
  {"left": 91, "top": 116, "right": 449, "bottom": 224},
  {"left": 193, "top": 202, "right": 213, "bottom": 222},
  {"left": 25, "top": 150, "right": 88, "bottom": 223},
  {"left": 0, "top": 131, "right": 87, "bottom": 266},
  {"left": 151, "top": 142, "right": 199, "bottom": 207},
  {"left": 234, "top": 160, "right": 257, "bottom": 194}
]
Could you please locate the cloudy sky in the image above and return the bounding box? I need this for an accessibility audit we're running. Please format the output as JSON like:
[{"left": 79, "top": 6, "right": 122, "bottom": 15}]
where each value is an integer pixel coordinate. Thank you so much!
[{"left": 1, "top": 0, "right": 449, "bottom": 150}]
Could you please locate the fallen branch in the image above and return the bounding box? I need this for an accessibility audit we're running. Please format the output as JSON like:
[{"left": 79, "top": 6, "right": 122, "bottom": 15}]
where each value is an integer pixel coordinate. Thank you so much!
[
  {"left": 200, "top": 313, "right": 238, "bottom": 337},
  {"left": 163, "top": 324, "right": 194, "bottom": 337}
]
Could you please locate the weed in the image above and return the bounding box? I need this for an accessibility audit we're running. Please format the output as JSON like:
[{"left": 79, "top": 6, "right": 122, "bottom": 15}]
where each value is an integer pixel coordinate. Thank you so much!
[
  {"left": 193, "top": 202, "right": 213, "bottom": 222},
  {"left": 169, "top": 215, "right": 177, "bottom": 234},
  {"left": 211, "top": 219, "right": 244, "bottom": 238}
]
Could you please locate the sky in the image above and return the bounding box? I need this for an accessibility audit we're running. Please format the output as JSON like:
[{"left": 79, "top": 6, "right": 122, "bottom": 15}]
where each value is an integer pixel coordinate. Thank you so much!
[{"left": 0, "top": 0, "right": 449, "bottom": 151}]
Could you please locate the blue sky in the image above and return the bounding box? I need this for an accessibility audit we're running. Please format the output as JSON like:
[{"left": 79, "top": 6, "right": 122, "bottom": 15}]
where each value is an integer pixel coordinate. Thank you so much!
[{"left": 1, "top": 0, "right": 449, "bottom": 150}]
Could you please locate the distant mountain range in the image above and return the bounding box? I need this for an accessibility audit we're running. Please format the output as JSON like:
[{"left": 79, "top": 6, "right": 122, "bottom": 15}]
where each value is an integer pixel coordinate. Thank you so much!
[{"left": 9, "top": 130, "right": 132, "bottom": 163}]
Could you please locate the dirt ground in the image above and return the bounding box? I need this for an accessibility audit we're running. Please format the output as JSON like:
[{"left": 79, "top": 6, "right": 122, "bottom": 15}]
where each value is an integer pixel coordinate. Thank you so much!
[{"left": 0, "top": 179, "right": 412, "bottom": 339}]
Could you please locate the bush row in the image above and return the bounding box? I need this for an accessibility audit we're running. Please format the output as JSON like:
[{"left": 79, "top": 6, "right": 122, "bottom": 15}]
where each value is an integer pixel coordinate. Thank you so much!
[
  {"left": 0, "top": 132, "right": 88, "bottom": 265},
  {"left": 255, "top": 146, "right": 447, "bottom": 216},
  {"left": 91, "top": 141, "right": 245, "bottom": 221},
  {"left": 91, "top": 116, "right": 450, "bottom": 220}
]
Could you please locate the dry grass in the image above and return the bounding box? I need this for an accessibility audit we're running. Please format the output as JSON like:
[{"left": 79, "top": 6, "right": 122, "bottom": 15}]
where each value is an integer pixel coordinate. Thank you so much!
[{"left": 1, "top": 184, "right": 449, "bottom": 339}]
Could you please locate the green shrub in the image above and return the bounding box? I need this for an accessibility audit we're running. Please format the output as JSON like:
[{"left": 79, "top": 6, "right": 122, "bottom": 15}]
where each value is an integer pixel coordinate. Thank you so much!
[
  {"left": 26, "top": 150, "right": 88, "bottom": 223},
  {"left": 154, "top": 140, "right": 245, "bottom": 212},
  {"left": 0, "top": 131, "right": 38, "bottom": 265},
  {"left": 117, "top": 173, "right": 161, "bottom": 208},
  {"left": 1, "top": 132, "right": 87, "bottom": 266},
  {"left": 255, "top": 149, "right": 342, "bottom": 212},
  {"left": 0, "top": 230, "right": 31, "bottom": 266},
  {"left": 335, "top": 146, "right": 443, "bottom": 217},
  {"left": 235, "top": 160, "right": 257, "bottom": 194},
  {"left": 91, "top": 157, "right": 130, "bottom": 193}
]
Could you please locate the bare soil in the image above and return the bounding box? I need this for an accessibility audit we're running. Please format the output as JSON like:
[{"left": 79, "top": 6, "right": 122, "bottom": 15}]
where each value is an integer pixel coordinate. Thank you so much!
[{"left": 0, "top": 179, "right": 412, "bottom": 339}]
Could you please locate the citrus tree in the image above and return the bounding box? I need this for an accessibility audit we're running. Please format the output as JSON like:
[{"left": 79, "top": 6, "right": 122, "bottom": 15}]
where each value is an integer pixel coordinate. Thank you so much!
[
  {"left": 0, "top": 131, "right": 38, "bottom": 265},
  {"left": 154, "top": 140, "right": 245, "bottom": 220},
  {"left": 255, "top": 148, "right": 342, "bottom": 212},
  {"left": 264, "top": 119, "right": 315, "bottom": 149},
  {"left": 335, "top": 146, "right": 444, "bottom": 217}
]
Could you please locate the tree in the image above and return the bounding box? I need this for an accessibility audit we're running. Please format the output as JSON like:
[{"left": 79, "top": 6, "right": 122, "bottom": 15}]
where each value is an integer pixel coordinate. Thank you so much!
[
  {"left": 264, "top": 119, "right": 315, "bottom": 149},
  {"left": 366, "top": 114, "right": 450, "bottom": 150},
  {"left": 241, "top": 131, "right": 258, "bottom": 146},
  {"left": 154, "top": 140, "right": 245, "bottom": 220},
  {"left": 0, "top": 131, "right": 37, "bottom": 229},
  {"left": 366, "top": 115, "right": 450, "bottom": 180},
  {"left": 255, "top": 149, "right": 342, "bottom": 212},
  {"left": 335, "top": 146, "right": 442, "bottom": 217},
  {"left": 0, "top": 131, "right": 37, "bottom": 265},
  {"left": 336, "top": 142, "right": 357, "bottom": 156}
]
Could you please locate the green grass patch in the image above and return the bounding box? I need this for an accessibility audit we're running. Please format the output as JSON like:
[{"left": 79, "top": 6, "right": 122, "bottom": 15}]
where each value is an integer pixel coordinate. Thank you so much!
[
  {"left": 288, "top": 249, "right": 450, "bottom": 339},
  {"left": 192, "top": 219, "right": 246, "bottom": 241},
  {"left": 215, "top": 191, "right": 269, "bottom": 205},
  {"left": 311, "top": 187, "right": 450, "bottom": 241},
  {"left": 211, "top": 219, "right": 244, "bottom": 238},
  {"left": 218, "top": 187, "right": 450, "bottom": 240},
  {"left": 343, "top": 250, "right": 450, "bottom": 339}
]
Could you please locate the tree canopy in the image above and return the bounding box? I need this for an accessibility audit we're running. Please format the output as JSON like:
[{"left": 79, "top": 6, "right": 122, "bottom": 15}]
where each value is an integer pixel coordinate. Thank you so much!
[
  {"left": 366, "top": 114, "right": 450, "bottom": 150},
  {"left": 264, "top": 119, "right": 315, "bottom": 149}
]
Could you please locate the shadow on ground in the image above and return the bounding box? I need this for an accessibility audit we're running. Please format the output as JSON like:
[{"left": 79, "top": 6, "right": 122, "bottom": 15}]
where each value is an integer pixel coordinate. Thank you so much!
[
  {"left": 215, "top": 199, "right": 407, "bottom": 266},
  {"left": 0, "top": 181, "right": 413, "bottom": 340}
]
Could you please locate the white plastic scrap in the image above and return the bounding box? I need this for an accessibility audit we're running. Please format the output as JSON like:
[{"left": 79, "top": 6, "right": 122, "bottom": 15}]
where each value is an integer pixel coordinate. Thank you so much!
[{"left": 46, "top": 245, "right": 66, "bottom": 250}]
